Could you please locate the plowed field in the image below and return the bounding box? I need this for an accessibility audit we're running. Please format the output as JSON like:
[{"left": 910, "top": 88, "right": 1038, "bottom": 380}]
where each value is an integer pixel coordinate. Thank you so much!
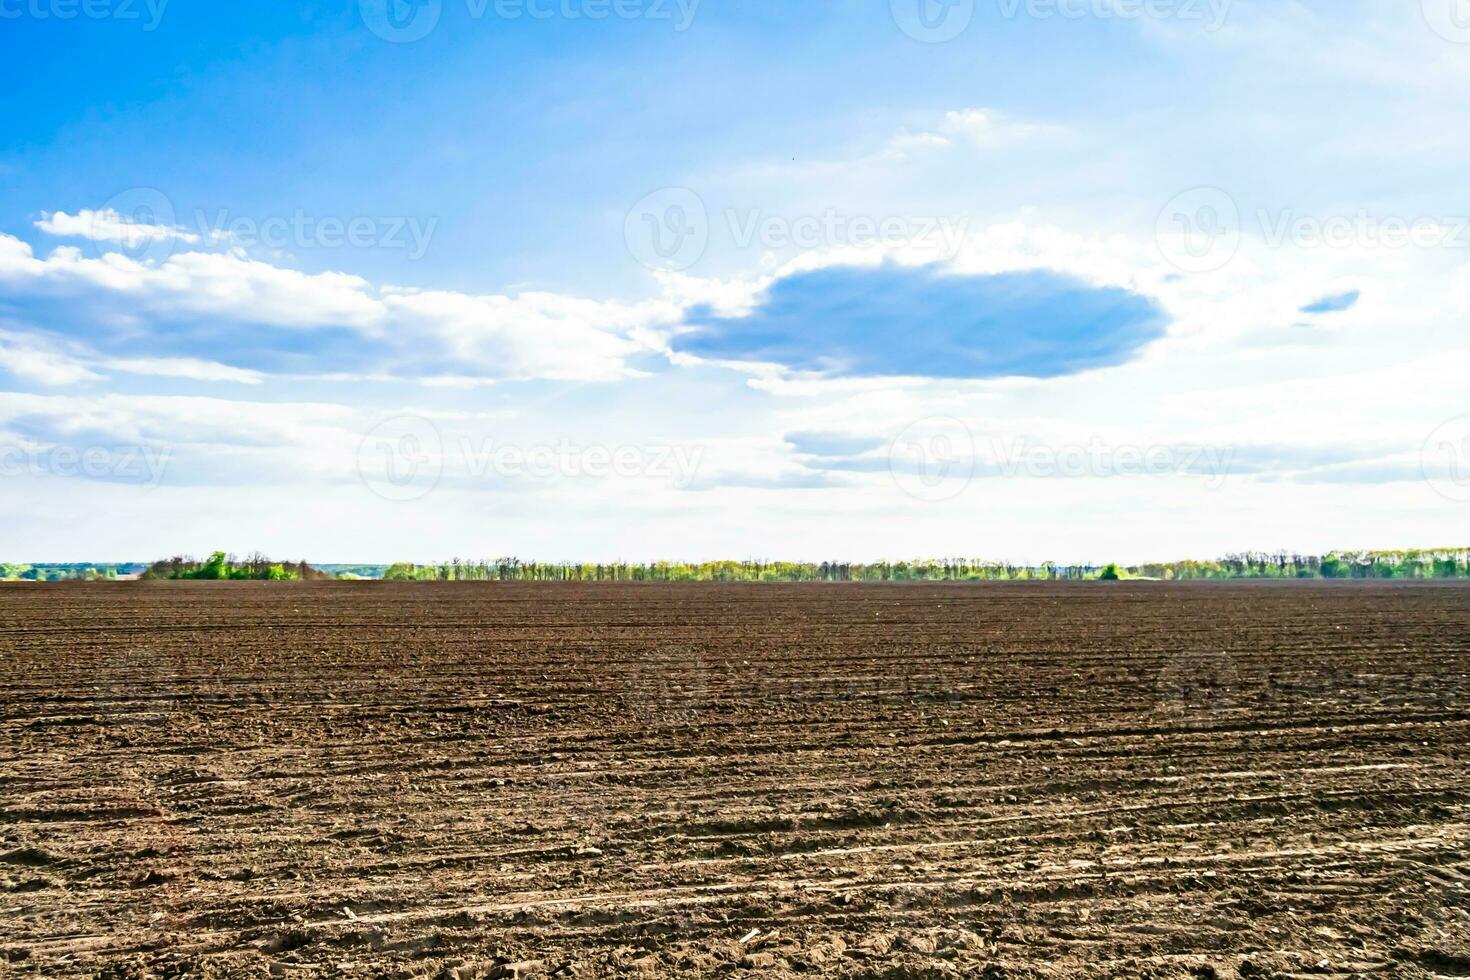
[{"left": 1, "top": 582, "right": 1467, "bottom": 978}]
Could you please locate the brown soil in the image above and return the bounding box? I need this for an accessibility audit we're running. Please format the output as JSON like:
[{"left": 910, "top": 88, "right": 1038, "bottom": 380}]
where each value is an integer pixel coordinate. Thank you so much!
[{"left": 1, "top": 581, "right": 1467, "bottom": 978}]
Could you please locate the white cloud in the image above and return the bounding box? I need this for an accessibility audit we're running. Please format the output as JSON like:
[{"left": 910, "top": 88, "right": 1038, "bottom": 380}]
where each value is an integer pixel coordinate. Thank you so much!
[
  {"left": 728, "top": 107, "right": 1066, "bottom": 183},
  {"left": 869, "top": 107, "right": 1068, "bottom": 164},
  {"left": 0, "top": 390, "right": 366, "bottom": 488},
  {"left": 4, "top": 174, "right": 1467, "bottom": 561},
  {"left": 36, "top": 208, "right": 205, "bottom": 248},
  {"left": 875, "top": 128, "right": 955, "bottom": 161},
  {"left": 0, "top": 321, "right": 267, "bottom": 387},
  {"left": 937, "top": 109, "right": 1069, "bottom": 148},
  {"left": 0, "top": 328, "right": 103, "bottom": 386},
  {"left": 104, "top": 356, "right": 265, "bottom": 385},
  {"left": 0, "top": 240, "right": 385, "bottom": 332},
  {"left": 0, "top": 232, "right": 676, "bottom": 382},
  {"left": 381, "top": 288, "right": 670, "bottom": 382}
]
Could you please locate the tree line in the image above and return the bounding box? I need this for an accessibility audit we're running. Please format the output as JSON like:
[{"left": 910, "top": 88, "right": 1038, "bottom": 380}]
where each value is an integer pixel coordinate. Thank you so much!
[
  {"left": 11, "top": 549, "right": 1468, "bottom": 584},
  {"left": 382, "top": 558, "right": 1099, "bottom": 582},
  {"left": 1129, "top": 549, "right": 1470, "bottom": 580},
  {"left": 142, "top": 552, "right": 331, "bottom": 581},
  {"left": 0, "top": 563, "right": 148, "bottom": 581},
  {"left": 381, "top": 550, "right": 1470, "bottom": 582}
]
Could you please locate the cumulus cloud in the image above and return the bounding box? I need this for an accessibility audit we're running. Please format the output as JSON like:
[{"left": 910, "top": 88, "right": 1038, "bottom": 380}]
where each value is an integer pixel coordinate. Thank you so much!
[
  {"left": 3, "top": 200, "right": 1461, "bottom": 530},
  {"left": 0, "top": 237, "right": 383, "bottom": 331},
  {"left": 36, "top": 208, "right": 206, "bottom": 248},
  {"left": 0, "top": 232, "right": 673, "bottom": 383}
]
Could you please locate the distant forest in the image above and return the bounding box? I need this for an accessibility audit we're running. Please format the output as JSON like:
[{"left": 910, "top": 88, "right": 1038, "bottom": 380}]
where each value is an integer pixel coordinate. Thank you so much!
[
  {"left": 6, "top": 549, "right": 1469, "bottom": 583},
  {"left": 377, "top": 549, "right": 1470, "bottom": 582},
  {"left": 0, "top": 563, "right": 147, "bottom": 582}
]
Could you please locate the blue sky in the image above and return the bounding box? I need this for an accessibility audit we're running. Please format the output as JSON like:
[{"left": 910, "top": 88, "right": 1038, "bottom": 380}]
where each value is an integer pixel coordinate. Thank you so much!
[{"left": 2, "top": 0, "right": 1469, "bottom": 561}]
